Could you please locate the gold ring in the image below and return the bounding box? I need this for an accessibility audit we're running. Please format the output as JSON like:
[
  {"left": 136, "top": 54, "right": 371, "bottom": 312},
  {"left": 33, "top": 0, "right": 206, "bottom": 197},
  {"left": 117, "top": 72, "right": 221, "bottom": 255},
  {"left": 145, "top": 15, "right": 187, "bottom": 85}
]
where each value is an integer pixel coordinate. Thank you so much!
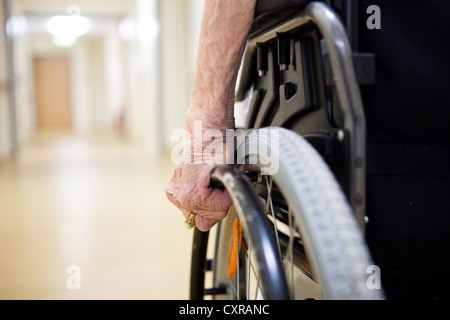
[{"left": 185, "top": 212, "right": 196, "bottom": 229}]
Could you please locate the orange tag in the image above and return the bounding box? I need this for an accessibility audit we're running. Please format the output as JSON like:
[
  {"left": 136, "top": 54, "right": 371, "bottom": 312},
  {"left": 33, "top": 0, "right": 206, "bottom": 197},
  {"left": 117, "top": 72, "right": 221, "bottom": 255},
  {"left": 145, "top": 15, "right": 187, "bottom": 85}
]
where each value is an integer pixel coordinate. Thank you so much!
[{"left": 226, "top": 218, "right": 242, "bottom": 277}]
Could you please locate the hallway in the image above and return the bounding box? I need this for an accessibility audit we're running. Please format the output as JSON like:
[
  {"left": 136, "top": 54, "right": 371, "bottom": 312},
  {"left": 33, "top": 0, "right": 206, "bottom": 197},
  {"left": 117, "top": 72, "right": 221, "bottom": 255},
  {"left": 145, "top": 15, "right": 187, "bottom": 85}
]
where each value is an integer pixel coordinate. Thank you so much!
[{"left": 0, "top": 130, "right": 192, "bottom": 299}]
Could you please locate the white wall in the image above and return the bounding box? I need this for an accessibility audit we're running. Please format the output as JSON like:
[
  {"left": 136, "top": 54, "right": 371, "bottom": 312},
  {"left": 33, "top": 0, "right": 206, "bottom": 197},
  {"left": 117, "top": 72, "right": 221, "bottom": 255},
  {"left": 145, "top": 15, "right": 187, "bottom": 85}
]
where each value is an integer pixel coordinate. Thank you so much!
[
  {"left": 118, "top": 0, "right": 160, "bottom": 152},
  {"left": 103, "top": 22, "right": 124, "bottom": 128},
  {"left": 0, "top": 1, "right": 12, "bottom": 159},
  {"left": 71, "top": 35, "right": 108, "bottom": 131},
  {"left": 12, "top": 30, "right": 34, "bottom": 144},
  {"left": 160, "top": 0, "right": 203, "bottom": 153}
]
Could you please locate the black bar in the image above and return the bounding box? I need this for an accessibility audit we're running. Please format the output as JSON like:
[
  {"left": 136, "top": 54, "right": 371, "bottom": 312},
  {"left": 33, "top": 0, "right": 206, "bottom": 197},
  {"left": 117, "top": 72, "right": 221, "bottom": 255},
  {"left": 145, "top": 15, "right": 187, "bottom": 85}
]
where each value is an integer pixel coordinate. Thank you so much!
[
  {"left": 211, "top": 166, "right": 290, "bottom": 300},
  {"left": 189, "top": 229, "right": 209, "bottom": 300}
]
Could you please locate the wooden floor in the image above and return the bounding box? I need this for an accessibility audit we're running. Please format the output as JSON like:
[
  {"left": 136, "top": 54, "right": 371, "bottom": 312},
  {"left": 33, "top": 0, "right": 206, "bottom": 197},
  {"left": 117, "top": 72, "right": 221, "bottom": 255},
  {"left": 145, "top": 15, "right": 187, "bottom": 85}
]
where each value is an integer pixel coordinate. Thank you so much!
[{"left": 0, "top": 130, "right": 193, "bottom": 299}]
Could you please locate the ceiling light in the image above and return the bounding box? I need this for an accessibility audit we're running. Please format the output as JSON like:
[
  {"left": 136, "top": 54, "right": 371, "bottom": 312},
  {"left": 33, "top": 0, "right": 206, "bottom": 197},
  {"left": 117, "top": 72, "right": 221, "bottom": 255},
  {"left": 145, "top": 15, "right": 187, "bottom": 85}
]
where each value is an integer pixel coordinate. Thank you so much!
[{"left": 47, "top": 15, "right": 90, "bottom": 40}]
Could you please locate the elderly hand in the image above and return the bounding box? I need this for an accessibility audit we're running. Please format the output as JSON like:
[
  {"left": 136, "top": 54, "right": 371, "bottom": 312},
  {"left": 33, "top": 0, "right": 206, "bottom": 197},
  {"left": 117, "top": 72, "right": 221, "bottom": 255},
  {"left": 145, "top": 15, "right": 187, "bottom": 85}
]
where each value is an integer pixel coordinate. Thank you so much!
[
  {"left": 165, "top": 162, "right": 232, "bottom": 231},
  {"left": 165, "top": 108, "right": 235, "bottom": 231}
]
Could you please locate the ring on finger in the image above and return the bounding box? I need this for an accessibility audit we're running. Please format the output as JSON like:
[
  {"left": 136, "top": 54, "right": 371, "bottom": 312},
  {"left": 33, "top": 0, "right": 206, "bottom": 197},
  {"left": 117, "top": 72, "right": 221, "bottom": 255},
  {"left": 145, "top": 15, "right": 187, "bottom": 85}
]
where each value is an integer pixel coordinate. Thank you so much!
[{"left": 185, "top": 211, "right": 196, "bottom": 229}]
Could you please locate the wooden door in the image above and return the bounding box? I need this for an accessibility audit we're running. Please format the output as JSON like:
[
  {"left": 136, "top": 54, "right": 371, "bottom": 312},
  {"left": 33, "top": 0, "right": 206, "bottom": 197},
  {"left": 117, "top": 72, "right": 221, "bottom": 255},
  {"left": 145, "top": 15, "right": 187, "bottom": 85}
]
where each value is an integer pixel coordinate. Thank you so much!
[{"left": 33, "top": 57, "right": 72, "bottom": 128}]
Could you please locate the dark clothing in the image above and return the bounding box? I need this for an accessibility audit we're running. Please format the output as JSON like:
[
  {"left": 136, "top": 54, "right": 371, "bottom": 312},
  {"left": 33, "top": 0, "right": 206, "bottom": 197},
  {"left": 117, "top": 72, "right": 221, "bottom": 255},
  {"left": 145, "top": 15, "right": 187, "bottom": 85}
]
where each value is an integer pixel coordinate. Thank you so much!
[{"left": 360, "top": 0, "right": 450, "bottom": 299}]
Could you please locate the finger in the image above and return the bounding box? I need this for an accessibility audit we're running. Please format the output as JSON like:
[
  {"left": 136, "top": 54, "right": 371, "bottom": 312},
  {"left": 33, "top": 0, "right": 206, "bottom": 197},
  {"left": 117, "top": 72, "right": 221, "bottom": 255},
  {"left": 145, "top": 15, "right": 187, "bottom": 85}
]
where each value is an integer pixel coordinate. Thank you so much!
[
  {"left": 165, "top": 181, "right": 181, "bottom": 209},
  {"left": 195, "top": 215, "right": 221, "bottom": 232},
  {"left": 166, "top": 166, "right": 183, "bottom": 206},
  {"left": 180, "top": 206, "right": 193, "bottom": 219},
  {"left": 193, "top": 208, "right": 229, "bottom": 221},
  {"left": 165, "top": 184, "right": 174, "bottom": 202},
  {"left": 165, "top": 167, "right": 177, "bottom": 196},
  {"left": 195, "top": 166, "right": 233, "bottom": 211},
  {"left": 207, "top": 187, "right": 233, "bottom": 209},
  {"left": 194, "top": 209, "right": 229, "bottom": 231},
  {"left": 192, "top": 187, "right": 232, "bottom": 212},
  {"left": 197, "top": 164, "right": 215, "bottom": 192}
]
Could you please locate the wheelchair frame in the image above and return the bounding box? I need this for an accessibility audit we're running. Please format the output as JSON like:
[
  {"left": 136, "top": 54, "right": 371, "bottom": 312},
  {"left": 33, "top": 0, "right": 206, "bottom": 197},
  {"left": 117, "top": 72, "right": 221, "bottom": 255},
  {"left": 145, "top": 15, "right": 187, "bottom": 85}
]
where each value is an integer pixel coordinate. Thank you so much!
[
  {"left": 236, "top": 1, "right": 367, "bottom": 231},
  {"left": 190, "top": 1, "right": 378, "bottom": 300}
]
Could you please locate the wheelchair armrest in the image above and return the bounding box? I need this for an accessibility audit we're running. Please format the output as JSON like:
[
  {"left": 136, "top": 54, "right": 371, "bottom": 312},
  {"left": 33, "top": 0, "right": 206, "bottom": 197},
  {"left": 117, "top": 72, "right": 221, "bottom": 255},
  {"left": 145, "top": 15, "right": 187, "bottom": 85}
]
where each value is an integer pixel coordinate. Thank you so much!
[
  {"left": 251, "top": 0, "right": 311, "bottom": 36},
  {"left": 255, "top": 0, "right": 311, "bottom": 18}
]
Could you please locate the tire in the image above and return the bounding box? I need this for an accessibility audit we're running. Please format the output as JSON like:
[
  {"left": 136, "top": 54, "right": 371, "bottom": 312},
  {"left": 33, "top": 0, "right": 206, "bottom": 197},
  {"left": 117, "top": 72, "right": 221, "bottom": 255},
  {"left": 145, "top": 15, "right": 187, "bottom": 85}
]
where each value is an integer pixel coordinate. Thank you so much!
[{"left": 209, "top": 127, "right": 383, "bottom": 299}]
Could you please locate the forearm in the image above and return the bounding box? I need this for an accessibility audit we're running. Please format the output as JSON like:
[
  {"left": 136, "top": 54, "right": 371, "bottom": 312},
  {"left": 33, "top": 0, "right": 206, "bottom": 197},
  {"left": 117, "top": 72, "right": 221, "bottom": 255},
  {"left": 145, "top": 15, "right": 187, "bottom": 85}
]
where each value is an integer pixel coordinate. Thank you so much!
[
  {"left": 168, "top": 0, "right": 255, "bottom": 230},
  {"left": 187, "top": 0, "right": 256, "bottom": 132}
]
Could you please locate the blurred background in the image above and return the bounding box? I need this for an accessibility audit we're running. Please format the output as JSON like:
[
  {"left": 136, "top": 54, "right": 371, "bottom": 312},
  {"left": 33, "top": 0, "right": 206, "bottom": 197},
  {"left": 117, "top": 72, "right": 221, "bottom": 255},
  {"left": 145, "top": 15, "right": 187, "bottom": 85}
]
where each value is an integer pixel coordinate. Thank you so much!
[{"left": 0, "top": 0, "right": 206, "bottom": 299}]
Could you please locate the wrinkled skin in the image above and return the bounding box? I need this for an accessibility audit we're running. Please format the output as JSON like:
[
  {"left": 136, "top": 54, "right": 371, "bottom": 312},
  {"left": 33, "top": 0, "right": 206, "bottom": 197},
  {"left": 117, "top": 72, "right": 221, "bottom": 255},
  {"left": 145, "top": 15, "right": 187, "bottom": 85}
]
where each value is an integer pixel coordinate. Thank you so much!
[
  {"left": 165, "top": 109, "right": 235, "bottom": 231},
  {"left": 165, "top": 0, "right": 256, "bottom": 231},
  {"left": 166, "top": 163, "right": 232, "bottom": 231}
]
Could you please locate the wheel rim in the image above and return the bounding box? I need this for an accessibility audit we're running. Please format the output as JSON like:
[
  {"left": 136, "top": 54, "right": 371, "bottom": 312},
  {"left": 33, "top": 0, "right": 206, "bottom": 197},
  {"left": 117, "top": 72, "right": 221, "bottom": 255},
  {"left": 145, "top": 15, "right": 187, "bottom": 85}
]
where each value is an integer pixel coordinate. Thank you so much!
[{"left": 209, "top": 127, "right": 383, "bottom": 300}]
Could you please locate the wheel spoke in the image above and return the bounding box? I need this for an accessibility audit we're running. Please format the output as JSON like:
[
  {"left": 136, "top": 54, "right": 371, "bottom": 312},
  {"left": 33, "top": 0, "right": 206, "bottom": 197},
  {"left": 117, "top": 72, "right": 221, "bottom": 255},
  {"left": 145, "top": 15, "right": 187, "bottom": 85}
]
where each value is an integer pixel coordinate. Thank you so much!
[
  {"left": 236, "top": 234, "right": 240, "bottom": 300},
  {"left": 265, "top": 176, "right": 282, "bottom": 262},
  {"left": 288, "top": 205, "right": 295, "bottom": 299},
  {"left": 246, "top": 242, "right": 251, "bottom": 299}
]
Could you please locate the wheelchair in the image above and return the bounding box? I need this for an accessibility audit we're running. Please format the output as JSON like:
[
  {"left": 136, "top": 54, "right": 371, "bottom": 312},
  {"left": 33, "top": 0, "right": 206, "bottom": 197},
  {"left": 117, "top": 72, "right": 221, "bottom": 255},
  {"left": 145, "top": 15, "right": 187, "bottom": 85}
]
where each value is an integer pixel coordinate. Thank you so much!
[{"left": 189, "top": 0, "right": 450, "bottom": 300}]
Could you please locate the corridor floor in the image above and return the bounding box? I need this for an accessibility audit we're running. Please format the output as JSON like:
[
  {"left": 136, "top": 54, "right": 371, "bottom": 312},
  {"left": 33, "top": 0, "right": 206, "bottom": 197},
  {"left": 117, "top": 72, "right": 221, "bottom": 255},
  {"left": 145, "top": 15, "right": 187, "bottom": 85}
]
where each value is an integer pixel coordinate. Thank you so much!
[{"left": 0, "top": 130, "right": 192, "bottom": 299}]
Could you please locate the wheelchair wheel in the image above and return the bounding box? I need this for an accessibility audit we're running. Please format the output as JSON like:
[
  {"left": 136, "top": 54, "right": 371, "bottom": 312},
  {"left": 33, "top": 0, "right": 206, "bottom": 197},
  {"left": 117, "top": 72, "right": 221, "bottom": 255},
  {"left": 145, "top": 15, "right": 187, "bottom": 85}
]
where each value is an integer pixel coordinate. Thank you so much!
[
  {"left": 189, "top": 2, "right": 383, "bottom": 300},
  {"left": 192, "top": 127, "right": 383, "bottom": 299}
]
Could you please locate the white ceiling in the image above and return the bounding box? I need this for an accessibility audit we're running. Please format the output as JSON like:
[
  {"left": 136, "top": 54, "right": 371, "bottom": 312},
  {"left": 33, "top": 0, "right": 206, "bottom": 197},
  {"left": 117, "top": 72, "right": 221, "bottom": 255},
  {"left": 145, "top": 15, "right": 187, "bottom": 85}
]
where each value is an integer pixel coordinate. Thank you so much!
[
  {"left": 18, "top": 0, "right": 132, "bottom": 17},
  {"left": 16, "top": 0, "right": 133, "bottom": 35}
]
